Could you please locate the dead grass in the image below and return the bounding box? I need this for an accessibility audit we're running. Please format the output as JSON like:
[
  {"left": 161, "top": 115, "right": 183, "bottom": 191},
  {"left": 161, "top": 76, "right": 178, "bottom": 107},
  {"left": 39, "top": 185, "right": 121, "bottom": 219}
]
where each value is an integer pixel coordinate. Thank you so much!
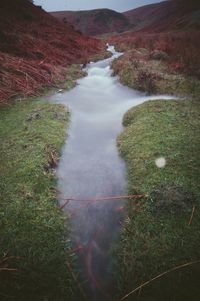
[
  {"left": 110, "top": 31, "right": 200, "bottom": 78},
  {"left": 0, "top": 0, "right": 104, "bottom": 104},
  {"left": 112, "top": 47, "right": 200, "bottom": 98}
]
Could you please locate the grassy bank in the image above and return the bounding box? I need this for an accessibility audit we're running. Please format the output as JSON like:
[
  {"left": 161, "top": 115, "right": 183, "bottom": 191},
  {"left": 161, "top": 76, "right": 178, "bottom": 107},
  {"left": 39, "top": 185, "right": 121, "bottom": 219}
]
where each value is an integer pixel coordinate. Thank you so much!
[
  {"left": 115, "top": 99, "right": 200, "bottom": 300},
  {"left": 0, "top": 49, "right": 112, "bottom": 299},
  {"left": 0, "top": 60, "right": 90, "bottom": 300},
  {"left": 52, "top": 64, "right": 86, "bottom": 91},
  {"left": 110, "top": 31, "right": 200, "bottom": 78},
  {"left": 112, "top": 48, "right": 200, "bottom": 98}
]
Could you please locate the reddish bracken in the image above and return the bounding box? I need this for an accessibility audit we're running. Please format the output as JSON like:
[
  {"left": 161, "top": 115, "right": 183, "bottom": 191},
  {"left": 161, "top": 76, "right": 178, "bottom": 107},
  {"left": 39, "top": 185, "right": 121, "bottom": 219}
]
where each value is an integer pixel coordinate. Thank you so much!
[
  {"left": 51, "top": 9, "right": 130, "bottom": 36},
  {"left": 110, "top": 31, "right": 200, "bottom": 78},
  {"left": 0, "top": 0, "right": 102, "bottom": 104},
  {"left": 124, "top": 0, "right": 200, "bottom": 33}
]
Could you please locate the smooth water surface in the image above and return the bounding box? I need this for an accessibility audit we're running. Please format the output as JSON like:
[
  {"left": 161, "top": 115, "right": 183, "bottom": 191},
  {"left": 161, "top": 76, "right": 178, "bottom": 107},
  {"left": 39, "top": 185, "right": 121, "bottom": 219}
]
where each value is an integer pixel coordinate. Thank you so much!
[{"left": 48, "top": 45, "right": 174, "bottom": 300}]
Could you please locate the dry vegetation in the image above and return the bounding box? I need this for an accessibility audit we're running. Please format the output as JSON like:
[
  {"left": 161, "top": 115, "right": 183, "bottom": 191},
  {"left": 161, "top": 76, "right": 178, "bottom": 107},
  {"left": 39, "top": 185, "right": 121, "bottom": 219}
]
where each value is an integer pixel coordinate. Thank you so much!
[
  {"left": 110, "top": 30, "right": 200, "bottom": 78},
  {"left": 0, "top": 0, "right": 104, "bottom": 104}
]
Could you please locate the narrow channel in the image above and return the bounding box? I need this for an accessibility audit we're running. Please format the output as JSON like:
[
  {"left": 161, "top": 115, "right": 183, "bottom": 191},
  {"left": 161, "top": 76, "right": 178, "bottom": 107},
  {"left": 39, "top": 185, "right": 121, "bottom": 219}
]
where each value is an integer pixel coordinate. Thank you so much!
[{"left": 48, "top": 45, "right": 173, "bottom": 300}]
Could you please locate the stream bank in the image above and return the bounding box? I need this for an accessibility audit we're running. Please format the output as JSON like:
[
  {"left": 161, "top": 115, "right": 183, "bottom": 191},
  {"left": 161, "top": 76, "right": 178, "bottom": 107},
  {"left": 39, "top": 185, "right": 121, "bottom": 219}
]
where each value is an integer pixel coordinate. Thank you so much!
[
  {"left": 0, "top": 99, "right": 77, "bottom": 300},
  {"left": 110, "top": 45, "right": 200, "bottom": 300},
  {"left": 115, "top": 98, "right": 200, "bottom": 301},
  {"left": 0, "top": 61, "right": 89, "bottom": 300}
]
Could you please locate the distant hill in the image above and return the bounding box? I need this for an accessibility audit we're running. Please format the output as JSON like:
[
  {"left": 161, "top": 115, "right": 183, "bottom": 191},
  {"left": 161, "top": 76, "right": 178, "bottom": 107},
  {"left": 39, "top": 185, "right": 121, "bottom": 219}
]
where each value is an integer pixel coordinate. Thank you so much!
[
  {"left": 123, "top": 0, "right": 200, "bottom": 33},
  {"left": 0, "top": 0, "right": 101, "bottom": 103},
  {"left": 51, "top": 9, "right": 130, "bottom": 36},
  {"left": 51, "top": 1, "right": 200, "bottom": 37}
]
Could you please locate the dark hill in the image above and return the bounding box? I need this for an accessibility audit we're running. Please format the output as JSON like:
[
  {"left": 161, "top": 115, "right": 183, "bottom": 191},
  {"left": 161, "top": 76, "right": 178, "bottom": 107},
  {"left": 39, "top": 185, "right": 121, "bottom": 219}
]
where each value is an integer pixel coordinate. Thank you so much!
[
  {"left": 124, "top": 0, "right": 200, "bottom": 33},
  {"left": 52, "top": 1, "right": 200, "bottom": 37},
  {"left": 51, "top": 9, "right": 130, "bottom": 36}
]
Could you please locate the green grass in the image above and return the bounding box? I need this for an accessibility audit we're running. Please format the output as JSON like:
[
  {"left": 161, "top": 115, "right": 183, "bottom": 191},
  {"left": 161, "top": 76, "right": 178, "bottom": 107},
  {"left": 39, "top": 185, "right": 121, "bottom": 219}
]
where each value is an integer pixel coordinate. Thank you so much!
[
  {"left": 115, "top": 99, "right": 200, "bottom": 300},
  {"left": 118, "top": 99, "right": 200, "bottom": 195},
  {"left": 0, "top": 99, "right": 79, "bottom": 301}
]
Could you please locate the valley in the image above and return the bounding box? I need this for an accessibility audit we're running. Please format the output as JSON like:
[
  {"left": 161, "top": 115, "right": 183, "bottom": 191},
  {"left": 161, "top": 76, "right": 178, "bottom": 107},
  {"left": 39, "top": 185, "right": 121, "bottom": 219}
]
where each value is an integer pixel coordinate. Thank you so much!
[{"left": 0, "top": 0, "right": 200, "bottom": 300}]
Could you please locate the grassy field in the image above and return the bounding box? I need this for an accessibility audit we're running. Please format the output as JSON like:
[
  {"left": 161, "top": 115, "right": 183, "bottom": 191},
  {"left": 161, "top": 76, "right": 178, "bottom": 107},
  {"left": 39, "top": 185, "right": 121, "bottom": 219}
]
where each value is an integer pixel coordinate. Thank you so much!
[
  {"left": 110, "top": 32, "right": 200, "bottom": 300},
  {"left": 114, "top": 98, "right": 200, "bottom": 300},
  {"left": 0, "top": 62, "right": 89, "bottom": 300}
]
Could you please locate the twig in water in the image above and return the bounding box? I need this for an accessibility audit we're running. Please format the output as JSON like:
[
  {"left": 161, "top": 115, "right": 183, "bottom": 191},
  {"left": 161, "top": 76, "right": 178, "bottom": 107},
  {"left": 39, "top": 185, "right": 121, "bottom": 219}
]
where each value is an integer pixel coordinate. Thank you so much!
[
  {"left": 68, "top": 195, "right": 145, "bottom": 203},
  {"left": 118, "top": 260, "right": 200, "bottom": 301},
  {"left": 68, "top": 202, "right": 92, "bottom": 218},
  {"left": 60, "top": 199, "right": 71, "bottom": 210},
  {"left": 71, "top": 245, "right": 84, "bottom": 253},
  {"left": 60, "top": 195, "right": 145, "bottom": 210},
  {"left": 66, "top": 261, "right": 88, "bottom": 301},
  {"left": 188, "top": 205, "right": 196, "bottom": 226}
]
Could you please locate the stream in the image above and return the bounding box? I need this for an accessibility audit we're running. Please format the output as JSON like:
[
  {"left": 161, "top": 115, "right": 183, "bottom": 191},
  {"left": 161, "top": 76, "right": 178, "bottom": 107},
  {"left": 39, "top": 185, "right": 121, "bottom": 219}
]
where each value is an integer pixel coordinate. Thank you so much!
[{"left": 48, "top": 45, "right": 174, "bottom": 300}]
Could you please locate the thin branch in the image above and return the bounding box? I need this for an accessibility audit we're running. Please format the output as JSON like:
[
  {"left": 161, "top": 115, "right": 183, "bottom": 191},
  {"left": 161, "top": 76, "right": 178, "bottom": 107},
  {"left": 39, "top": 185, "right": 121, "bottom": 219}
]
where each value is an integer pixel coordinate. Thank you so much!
[
  {"left": 1, "top": 256, "right": 22, "bottom": 263},
  {"left": 60, "top": 199, "right": 71, "bottom": 210},
  {"left": 0, "top": 268, "right": 18, "bottom": 272},
  {"left": 118, "top": 260, "right": 200, "bottom": 301},
  {"left": 68, "top": 195, "right": 145, "bottom": 202},
  {"left": 60, "top": 195, "right": 145, "bottom": 209},
  {"left": 188, "top": 205, "right": 196, "bottom": 226}
]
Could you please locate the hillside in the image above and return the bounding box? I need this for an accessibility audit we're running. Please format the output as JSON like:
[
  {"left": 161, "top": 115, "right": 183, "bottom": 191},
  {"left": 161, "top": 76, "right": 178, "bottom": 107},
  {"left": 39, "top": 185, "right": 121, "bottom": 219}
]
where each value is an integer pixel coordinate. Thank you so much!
[
  {"left": 109, "top": 0, "right": 200, "bottom": 78},
  {"left": 0, "top": 0, "right": 102, "bottom": 104},
  {"left": 124, "top": 0, "right": 200, "bottom": 32},
  {"left": 51, "top": 9, "right": 130, "bottom": 36},
  {"left": 51, "top": 1, "right": 200, "bottom": 37}
]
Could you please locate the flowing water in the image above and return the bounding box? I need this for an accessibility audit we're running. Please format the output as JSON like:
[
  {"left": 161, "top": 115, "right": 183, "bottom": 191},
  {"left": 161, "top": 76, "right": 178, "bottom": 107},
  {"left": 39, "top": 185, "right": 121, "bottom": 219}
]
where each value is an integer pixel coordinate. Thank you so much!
[{"left": 48, "top": 45, "right": 174, "bottom": 300}]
